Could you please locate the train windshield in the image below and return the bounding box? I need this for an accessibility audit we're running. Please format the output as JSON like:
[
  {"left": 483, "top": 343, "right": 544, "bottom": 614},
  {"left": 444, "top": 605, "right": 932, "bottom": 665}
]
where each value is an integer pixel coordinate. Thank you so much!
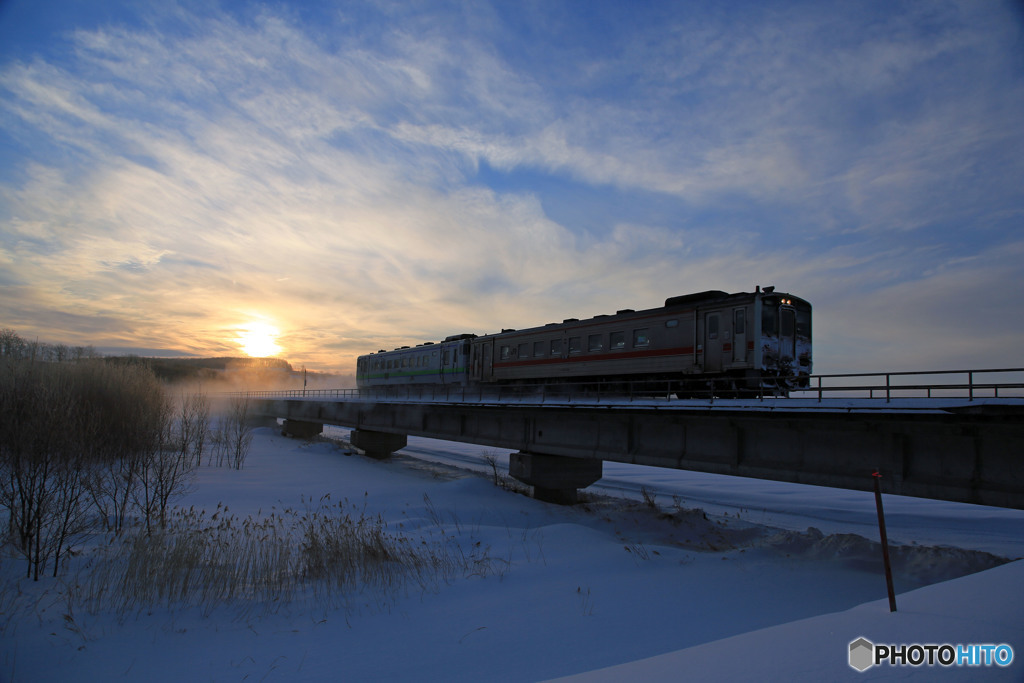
[{"left": 762, "top": 297, "right": 811, "bottom": 340}]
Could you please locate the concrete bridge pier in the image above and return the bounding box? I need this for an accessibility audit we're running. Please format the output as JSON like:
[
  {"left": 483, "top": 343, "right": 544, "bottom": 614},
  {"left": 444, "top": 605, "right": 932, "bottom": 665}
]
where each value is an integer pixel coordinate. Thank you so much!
[
  {"left": 509, "top": 452, "right": 603, "bottom": 504},
  {"left": 282, "top": 419, "right": 324, "bottom": 438},
  {"left": 351, "top": 429, "right": 408, "bottom": 459}
]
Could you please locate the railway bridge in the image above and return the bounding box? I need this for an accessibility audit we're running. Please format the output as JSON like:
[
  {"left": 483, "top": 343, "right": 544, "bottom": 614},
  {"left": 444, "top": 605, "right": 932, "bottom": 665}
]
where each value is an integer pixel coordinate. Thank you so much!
[{"left": 243, "top": 369, "right": 1024, "bottom": 509}]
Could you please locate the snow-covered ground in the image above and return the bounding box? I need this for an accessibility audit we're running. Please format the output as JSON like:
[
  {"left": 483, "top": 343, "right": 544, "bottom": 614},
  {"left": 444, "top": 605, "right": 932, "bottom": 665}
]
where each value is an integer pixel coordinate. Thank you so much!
[{"left": 3, "top": 426, "right": 1022, "bottom": 681}]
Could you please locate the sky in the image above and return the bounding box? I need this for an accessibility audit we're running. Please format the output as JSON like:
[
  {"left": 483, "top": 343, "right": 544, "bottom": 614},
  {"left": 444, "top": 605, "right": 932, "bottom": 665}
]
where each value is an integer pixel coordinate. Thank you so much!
[{"left": 1, "top": 0, "right": 1022, "bottom": 374}]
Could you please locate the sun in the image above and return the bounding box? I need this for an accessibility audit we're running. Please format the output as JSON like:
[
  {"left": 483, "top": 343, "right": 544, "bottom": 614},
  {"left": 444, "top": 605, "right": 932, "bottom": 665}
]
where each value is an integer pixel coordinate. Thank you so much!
[{"left": 237, "top": 322, "right": 283, "bottom": 358}]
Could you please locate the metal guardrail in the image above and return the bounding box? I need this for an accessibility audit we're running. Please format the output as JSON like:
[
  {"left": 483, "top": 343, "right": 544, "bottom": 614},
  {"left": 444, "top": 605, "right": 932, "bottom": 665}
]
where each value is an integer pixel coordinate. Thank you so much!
[
  {"left": 237, "top": 367, "right": 1024, "bottom": 404},
  {"left": 794, "top": 367, "right": 1024, "bottom": 402}
]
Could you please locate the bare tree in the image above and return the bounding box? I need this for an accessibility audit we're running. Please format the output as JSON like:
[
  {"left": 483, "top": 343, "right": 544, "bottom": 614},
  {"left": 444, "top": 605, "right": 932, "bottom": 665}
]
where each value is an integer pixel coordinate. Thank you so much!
[
  {"left": 1, "top": 355, "right": 194, "bottom": 576},
  {"left": 176, "top": 390, "right": 211, "bottom": 468},
  {"left": 0, "top": 361, "right": 91, "bottom": 578},
  {"left": 227, "top": 397, "right": 254, "bottom": 470},
  {"left": 133, "top": 390, "right": 194, "bottom": 534},
  {"left": 0, "top": 329, "right": 26, "bottom": 359},
  {"left": 81, "top": 362, "right": 165, "bottom": 535},
  {"left": 209, "top": 397, "right": 254, "bottom": 470},
  {"left": 190, "top": 392, "right": 211, "bottom": 466}
]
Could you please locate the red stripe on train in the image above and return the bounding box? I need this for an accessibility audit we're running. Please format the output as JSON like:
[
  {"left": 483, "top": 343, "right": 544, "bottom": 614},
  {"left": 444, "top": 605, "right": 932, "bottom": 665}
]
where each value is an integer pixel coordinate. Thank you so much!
[{"left": 493, "top": 346, "right": 697, "bottom": 369}]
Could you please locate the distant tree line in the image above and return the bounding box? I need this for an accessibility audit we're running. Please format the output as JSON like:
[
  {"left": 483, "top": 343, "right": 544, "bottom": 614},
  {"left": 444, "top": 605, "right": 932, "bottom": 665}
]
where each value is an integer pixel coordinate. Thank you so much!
[
  {"left": 0, "top": 328, "right": 100, "bottom": 364},
  {"left": 0, "top": 329, "right": 256, "bottom": 580},
  {"left": 0, "top": 328, "right": 297, "bottom": 383}
]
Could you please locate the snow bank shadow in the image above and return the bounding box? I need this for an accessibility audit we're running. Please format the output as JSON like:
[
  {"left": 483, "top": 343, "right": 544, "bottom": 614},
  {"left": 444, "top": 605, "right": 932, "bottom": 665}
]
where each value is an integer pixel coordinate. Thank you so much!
[
  {"left": 573, "top": 496, "right": 1010, "bottom": 588},
  {"left": 761, "top": 526, "right": 1011, "bottom": 585}
]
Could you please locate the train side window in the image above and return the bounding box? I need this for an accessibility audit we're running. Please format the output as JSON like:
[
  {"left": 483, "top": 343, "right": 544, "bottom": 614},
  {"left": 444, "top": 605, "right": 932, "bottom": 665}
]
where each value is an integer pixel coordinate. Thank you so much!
[
  {"left": 533, "top": 341, "right": 545, "bottom": 357},
  {"left": 518, "top": 342, "right": 530, "bottom": 358},
  {"left": 708, "top": 315, "right": 719, "bottom": 340},
  {"left": 588, "top": 334, "right": 603, "bottom": 352},
  {"left": 633, "top": 329, "right": 650, "bottom": 347},
  {"left": 666, "top": 319, "right": 679, "bottom": 328},
  {"left": 734, "top": 309, "right": 745, "bottom": 335},
  {"left": 500, "top": 345, "right": 511, "bottom": 361},
  {"left": 569, "top": 337, "right": 582, "bottom": 354},
  {"left": 610, "top": 331, "right": 625, "bottom": 349},
  {"left": 550, "top": 338, "right": 562, "bottom": 355}
]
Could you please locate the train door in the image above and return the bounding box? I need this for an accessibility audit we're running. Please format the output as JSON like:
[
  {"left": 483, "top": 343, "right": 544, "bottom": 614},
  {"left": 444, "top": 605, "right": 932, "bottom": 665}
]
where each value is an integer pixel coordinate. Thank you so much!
[
  {"left": 704, "top": 312, "right": 723, "bottom": 373},
  {"left": 479, "top": 340, "right": 494, "bottom": 382},
  {"left": 732, "top": 308, "right": 747, "bottom": 364},
  {"left": 440, "top": 347, "right": 450, "bottom": 385}
]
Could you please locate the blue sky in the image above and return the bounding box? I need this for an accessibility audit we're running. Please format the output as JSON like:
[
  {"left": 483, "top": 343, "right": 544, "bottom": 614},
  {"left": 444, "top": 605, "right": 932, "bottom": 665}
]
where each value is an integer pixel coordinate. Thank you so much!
[{"left": 1, "top": 0, "right": 1022, "bottom": 373}]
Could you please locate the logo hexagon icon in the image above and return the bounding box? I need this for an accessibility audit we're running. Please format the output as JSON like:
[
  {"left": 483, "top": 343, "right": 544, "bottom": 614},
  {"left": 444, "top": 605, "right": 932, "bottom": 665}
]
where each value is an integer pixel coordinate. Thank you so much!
[{"left": 849, "top": 637, "right": 874, "bottom": 672}]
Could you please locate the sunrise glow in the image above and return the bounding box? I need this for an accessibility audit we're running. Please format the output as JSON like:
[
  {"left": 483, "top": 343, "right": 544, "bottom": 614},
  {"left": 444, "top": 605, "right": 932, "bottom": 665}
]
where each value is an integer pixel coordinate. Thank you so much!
[{"left": 237, "top": 322, "right": 283, "bottom": 358}]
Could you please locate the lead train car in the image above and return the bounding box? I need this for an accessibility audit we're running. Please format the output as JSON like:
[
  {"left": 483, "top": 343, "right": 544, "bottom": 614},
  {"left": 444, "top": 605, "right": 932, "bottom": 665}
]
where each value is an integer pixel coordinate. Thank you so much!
[{"left": 356, "top": 288, "right": 811, "bottom": 395}]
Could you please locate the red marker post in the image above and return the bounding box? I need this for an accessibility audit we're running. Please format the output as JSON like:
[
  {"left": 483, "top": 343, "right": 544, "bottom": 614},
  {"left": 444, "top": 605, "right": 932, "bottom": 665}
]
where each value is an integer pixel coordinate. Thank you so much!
[{"left": 873, "top": 470, "right": 897, "bottom": 612}]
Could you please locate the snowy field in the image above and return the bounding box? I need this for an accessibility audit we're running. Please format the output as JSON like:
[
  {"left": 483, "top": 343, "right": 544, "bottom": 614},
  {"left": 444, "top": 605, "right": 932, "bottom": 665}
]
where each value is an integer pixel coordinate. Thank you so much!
[{"left": 3, "top": 426, "right": 1022, "bottom": 681}]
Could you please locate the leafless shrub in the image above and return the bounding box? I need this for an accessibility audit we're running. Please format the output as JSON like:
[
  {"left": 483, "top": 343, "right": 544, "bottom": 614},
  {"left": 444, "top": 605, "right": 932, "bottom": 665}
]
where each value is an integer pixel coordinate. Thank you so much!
[{"left": 482, "top": 451, "right": 504, "bottom": 487}]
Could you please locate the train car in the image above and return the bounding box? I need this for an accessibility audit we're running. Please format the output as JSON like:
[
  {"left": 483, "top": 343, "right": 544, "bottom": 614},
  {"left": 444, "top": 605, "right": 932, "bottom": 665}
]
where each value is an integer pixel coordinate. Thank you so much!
[
  {"left": 356, "top": 334, "right": 474, "bottom": 389},
  {"left": 356, "top": 287, "right": 811, "bottom": 395}
]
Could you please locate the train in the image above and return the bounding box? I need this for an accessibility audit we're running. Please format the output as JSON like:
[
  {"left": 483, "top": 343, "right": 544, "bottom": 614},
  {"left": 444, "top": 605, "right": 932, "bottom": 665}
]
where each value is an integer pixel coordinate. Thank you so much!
[{"left": 355, "top": 287, "right": 811, "bottom": 397}]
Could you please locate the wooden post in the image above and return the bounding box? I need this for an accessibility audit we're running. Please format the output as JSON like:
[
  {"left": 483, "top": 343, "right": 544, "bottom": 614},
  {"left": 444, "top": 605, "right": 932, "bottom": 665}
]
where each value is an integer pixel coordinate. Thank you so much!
[{"left": 873, "top": 471, "right": 897, "bottom": 612}]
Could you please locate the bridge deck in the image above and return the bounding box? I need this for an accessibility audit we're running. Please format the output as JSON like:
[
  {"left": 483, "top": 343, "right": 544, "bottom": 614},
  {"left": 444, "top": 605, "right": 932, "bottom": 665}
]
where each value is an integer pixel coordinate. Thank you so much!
[{"left": 246, "top": 395, "right": 1024, "bottom": 509}]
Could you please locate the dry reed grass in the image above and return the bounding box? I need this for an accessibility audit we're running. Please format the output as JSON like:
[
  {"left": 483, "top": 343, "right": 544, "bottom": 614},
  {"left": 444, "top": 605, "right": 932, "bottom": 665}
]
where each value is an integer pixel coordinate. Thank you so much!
[{"left": 74, "top": 495, "right": 492, "bottom": 618}]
